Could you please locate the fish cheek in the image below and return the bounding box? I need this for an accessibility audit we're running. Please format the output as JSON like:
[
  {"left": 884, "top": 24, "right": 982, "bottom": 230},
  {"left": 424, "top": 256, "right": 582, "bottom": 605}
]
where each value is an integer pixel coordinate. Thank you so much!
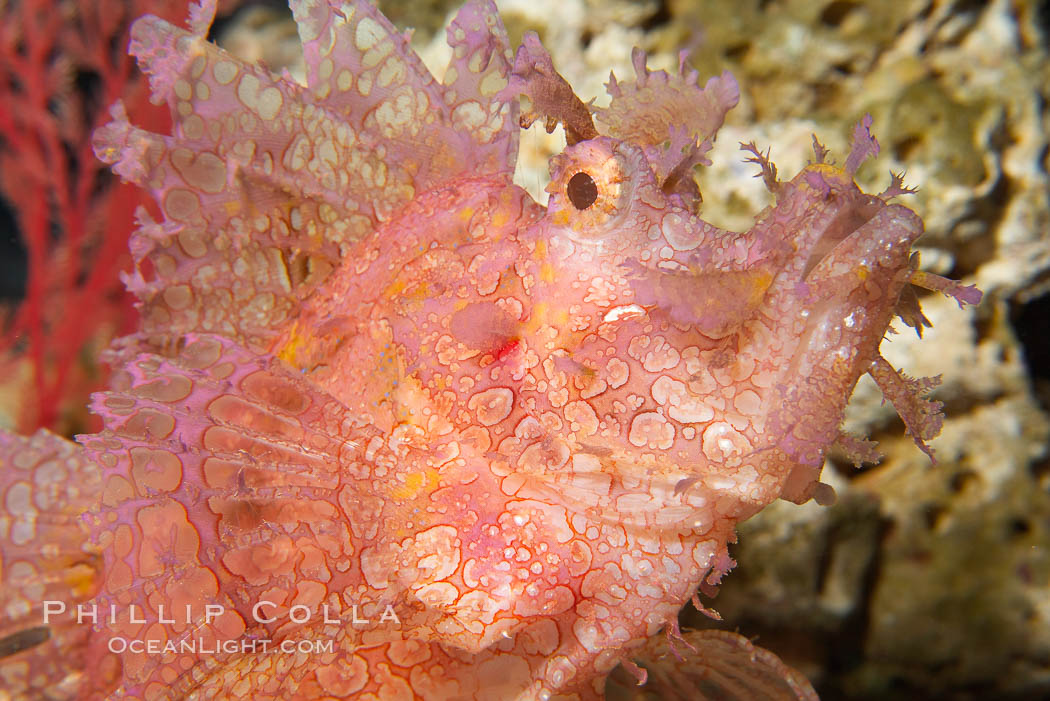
[{"left": 449, "top": 301, "right": 522, "bottom": 357}]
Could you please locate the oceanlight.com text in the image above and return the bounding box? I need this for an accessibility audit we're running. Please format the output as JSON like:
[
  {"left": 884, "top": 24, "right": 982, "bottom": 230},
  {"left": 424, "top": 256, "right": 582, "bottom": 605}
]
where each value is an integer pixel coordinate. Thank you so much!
[{"left": 106, "top": 637, "right": 336, "bottom": 655}]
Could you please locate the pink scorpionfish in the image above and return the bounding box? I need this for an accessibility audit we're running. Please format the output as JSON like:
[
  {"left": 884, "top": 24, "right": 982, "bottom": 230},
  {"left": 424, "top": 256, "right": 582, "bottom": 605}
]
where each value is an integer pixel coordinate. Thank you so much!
[{"left": 0, "top": 1, "right": 983, "bottom": 699}]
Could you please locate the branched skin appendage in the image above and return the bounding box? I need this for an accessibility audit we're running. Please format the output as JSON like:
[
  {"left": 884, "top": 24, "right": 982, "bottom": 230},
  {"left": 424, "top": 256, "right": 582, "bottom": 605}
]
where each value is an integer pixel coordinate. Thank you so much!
[{"left": 0, "top": 1, "right": 982, "bottom": 700}]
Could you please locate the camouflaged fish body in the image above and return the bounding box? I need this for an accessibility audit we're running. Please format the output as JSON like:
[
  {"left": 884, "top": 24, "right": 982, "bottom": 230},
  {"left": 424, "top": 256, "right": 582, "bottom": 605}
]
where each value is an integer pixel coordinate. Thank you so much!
[{"left": 0, "top": 1, "right": 982, "bottom": 699}]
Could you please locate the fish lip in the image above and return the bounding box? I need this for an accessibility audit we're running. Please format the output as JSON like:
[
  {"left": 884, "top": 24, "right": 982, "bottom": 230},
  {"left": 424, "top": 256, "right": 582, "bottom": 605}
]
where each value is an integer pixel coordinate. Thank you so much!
[{"left": 801, "top": 199, "right": 924, "bottom": 286}]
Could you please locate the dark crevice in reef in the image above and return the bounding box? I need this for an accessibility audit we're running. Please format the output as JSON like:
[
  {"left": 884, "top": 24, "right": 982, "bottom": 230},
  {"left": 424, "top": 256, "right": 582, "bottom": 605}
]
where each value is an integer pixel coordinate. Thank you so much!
[
  {"left": 861, "top": 414, "right": 916, "bottom": 458},
  {"left": 856, "top": 379, "right": 1002, "bottom": 459},
  {"left": 971, "top": 297, "right": 999, "bottom": 346},
  {"left": 1032, "top": 455, "right": 1050, "bottom": 485},
  {"left": 940, "top": 172, "right": 1010, "bottom": 281},
  {"left": 378, "top": 0, "right": 463, "bottom": 37},
  {"left": 937, "top": 387, "right": 1006, "bottom": 422},
  {"left": 639, "top": 0, "right": 672, "bottom": 32},
  {"left": 814, "top": 507, "right": 890, "bottom": 701},
  {"left": 723, "top": 41, "right": 751, "bottom": 62},
  {"left": 695, "top": 494, "right": 889, "bottom": 701},
  {"left": 208, "top": 0, "right": 293, "bottom": 43},
  {"left": 827, "top": 454, "right": 861, "bottom": 479},
  {"left": 1039, "top": 0, "right": 1050, "bottom": 45},
  {"left": 920, "top": 0, "right": 987, "bottom": 54},
  {"left": 1010, "top": 290, "right": 1050, "bottom": 412},
  {"left": 819, "top": 1, "right": 860, "bottom": 29}
]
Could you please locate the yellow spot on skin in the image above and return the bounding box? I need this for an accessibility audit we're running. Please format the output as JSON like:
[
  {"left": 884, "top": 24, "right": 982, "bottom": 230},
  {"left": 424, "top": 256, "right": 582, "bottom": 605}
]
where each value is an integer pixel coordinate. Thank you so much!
[
  {"left": 276, "top": 323, "right": 313, "bottom": 368},
  {"left": 189, "top": 55, "right": 207, "bottom": 80},
  {"left": 629, "top": 412, "right": 675, "bottom": 449},
  {"left": 317, "top": 138, "right": 338, "bottom": 167},
  {"left": 130, "top": 447, "right": 183, "bottom": 494},
  {"left": 335, "top": 124, "right": 356, "bottom": 148},
  {"left": 735, "top": 389, "right": 762, "bottom": 415},
  {"left": 177, "top": 228, "right": 207, "bottom": 258},
  {"left": 701, "top": 421, "right": 752, "bottom": 461},
  {"left": 182, "top": 114, "right": 205, "bottom": 140},
  {"left": 801, "top": 162, "right": 854, "bottom": 190},
  {"left": 383, "top": 277, "right": 408, "bottom": 299},
  {"left": 468, "top": 387, "right": 514, "bottom": 426},
  {"left": 389, "top": 468, "right": 438, "bottom": 500},
  {"left": 319, "top": 203, "right": 339, "bottom": 224},
  {"left": 257, "top": 87, "right": 283, "bottom": 121},
  {"left": 491, "top": 211, "right": 509, "bottom": 230},
  {"left": 525, "top": 302, "right": 550, "bottom": 334},
  {"left": 237, "top": 74, "right": 260, "bottom": 108},
  {"left": 214, "top": 60, "right": 238, "bottom": 85},
  {"left": 238, "top": 73, "right": 283, "bottom": 121},
  {"left": 170, "top": 149, "right": 226, "bottom": 194},
  {"left": 377, "top": 57, "right": 407, "bottom": 88},
  {"left": 479, "top": 71, "right": 508, "bottom": 97},
  {"left": 358, "top": 72, "right": 374, "bottom": 97},
  {"left": 164, "top": 189, "right": 200, "bottom": 221},
  {"left": 66, "top": 563, "right": 96, "bottom": 598},
  {"left": 374, "top": 92, "right": 423, "bottom": 137},
  {"left": 355, "top": 17, "right": 385, "bottom": 51},
  {"left": 363, "top": 41, "right": 393, "bottom": 69},
  {"left": 163, "top": 284, "right": 193, "bottom": 311},
  {"left": 336, "top": 69, "right": 353, "bottom": 92},
  {"left": 540, "top": 263, "right": 555, "bottom": 283},
  {"left": 319, "top": 57, "right": 334, "bottom": 81},
  {"left": 174, "top": 79, "right": 192, "bottom": 101},
  {"left": 451, "top": 100, "right": 487, "bottom": 134}
]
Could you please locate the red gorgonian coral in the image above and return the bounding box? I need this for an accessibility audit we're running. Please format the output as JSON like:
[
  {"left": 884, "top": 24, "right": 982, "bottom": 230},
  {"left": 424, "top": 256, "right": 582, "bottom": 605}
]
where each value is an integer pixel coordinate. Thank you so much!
[{"left": 0, "top": 0, "right": 187, "bottom": 434}]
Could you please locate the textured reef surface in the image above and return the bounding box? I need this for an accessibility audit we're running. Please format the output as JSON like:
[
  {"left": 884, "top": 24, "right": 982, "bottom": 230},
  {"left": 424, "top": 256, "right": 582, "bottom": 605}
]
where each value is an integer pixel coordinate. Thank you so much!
[{"left": 0, "top": 0, "right": 1012, "bottom": 699}]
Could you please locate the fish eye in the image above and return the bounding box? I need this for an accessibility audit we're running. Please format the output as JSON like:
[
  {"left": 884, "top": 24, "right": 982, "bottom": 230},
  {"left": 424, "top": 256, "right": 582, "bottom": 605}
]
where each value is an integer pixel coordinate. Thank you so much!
[{"left": 567, "top": 171, "right": 598, "bottom": 210}]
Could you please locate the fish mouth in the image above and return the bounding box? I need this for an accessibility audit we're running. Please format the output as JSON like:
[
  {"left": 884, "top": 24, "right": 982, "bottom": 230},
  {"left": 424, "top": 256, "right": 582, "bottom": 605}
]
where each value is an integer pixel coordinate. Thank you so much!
[
  {"left": 799, "top": 191, "right": 886, "bottom": 279},
  {"left": 796, "top": 184, "right": 924, "bottom": 289}
]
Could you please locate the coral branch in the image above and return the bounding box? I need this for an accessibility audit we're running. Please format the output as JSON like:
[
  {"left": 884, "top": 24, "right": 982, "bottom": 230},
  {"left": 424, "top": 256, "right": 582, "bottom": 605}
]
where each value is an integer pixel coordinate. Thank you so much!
[{"left": 0, "top": 0, "right": 184, "bottom": 434}]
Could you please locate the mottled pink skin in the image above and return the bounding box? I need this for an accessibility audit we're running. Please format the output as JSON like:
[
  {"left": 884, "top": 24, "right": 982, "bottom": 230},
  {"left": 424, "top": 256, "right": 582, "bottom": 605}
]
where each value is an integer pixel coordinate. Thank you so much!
[
  {"left": 0, "top": 431, "right": 100, "bottom": 698},
  {"left": 0, "top": 0, "right": 981, "bottom": 699}
]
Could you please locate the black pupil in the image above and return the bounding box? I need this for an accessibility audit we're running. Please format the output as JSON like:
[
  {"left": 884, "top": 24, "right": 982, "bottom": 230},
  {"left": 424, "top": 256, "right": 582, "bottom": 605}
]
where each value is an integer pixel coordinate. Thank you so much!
[{"left": 567, "top": 172, "right": 598, "bottom": 210}]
